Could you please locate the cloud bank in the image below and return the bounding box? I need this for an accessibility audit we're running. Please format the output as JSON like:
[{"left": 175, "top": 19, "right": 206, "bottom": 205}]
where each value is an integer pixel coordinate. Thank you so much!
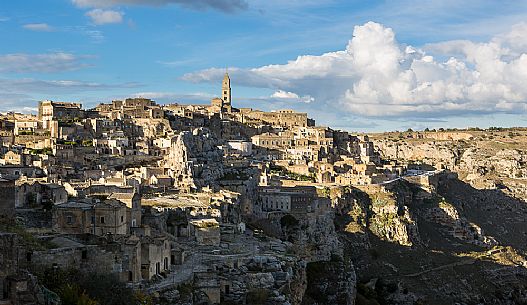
[
  {"left": 0, "top": 52, "right": 90, "bottom": 73},
  {"left": 183, "top": 21, "right": 527, "bottom": 119}
]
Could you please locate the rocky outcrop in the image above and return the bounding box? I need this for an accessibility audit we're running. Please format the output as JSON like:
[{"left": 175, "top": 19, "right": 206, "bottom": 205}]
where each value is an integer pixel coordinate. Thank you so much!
[
  {"left": 340, "top": 182, "right": 420, "bottom": 247},
  {"left": 459, "top": 148, "right": 527, "bottom": 179},
  {"left": 335, "top": 168, "right": 527, "bottom": 305},
  {"left": 374, "top": 140, "right": 460, "bottom": 168},
  {"left": 163, "top": 128, "right": 224, "bottom": 190},
  {"left": 425, "top": 198, "right": 497, "bottom": 247},
  {"left": 301, "top": 260, "right": 356, "bottom": 305},
  {"left": 374, "top": 134, "right": 527, "bottom": 202}
]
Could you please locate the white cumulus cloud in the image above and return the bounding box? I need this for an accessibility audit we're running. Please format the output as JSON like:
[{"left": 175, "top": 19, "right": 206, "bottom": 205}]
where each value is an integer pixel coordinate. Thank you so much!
[
  {"left": 271, "top": 90, "right": 299, "bottom": 99},
  {"left": 271, "top": 90, "right": 314, "bottom": 103},
  {"left": 86, "top": 9, "right": 123, "bottom": 25},
  {"left": 183, "top": 21, "right": 527, "bottom": 119},
  {"left": 23, "top": 23, "right": 54, "bottom": 32}
]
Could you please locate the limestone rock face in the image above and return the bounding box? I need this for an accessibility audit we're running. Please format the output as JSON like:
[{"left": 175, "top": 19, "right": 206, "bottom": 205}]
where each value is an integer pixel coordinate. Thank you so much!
[
  {"left": 334, "top": 170, "right": 527, "bottom": 304},
  {"left": 375, "top": 140, "right": 459, "bottom": 168},
  {"left": 367, "top": 184, "right": 420, "bottom": 247},
  {"left": 218, "top": 255, "right": 307, "bottom": 305},
  {"left": 369, "top": 208, "right": 418, "bottom": 247},
  {"left": 336, "top": 182, "right": 421, "bottom": 247},
  {"left": 426, "top": 199, "right": 497, "bottom": 246},
  {"left": 277, "top": 208, "right": 341, "bottom": 263},
  {"left": 302, "top": 260, "right": 356, "bottom": 305},
  {"left": 374, "top": 135, "right": 527, "bottom": 201},
  {"left": 163, "top": 128, "right": 224, "bottom": 190},
  {"left": 245, "top": 272, "right": 275, "bottom": 289},
  {"left": 460, "top": 148, "right": 527, "bottom": 179}
]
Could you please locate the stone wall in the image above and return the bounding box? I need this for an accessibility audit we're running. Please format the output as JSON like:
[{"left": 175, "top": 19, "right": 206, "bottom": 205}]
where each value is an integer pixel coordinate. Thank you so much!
[
  {"left": 0, "top": 179, "right": 16, "bottom": 224},
  {"left": 0, "top": 233, "right": 19, "bottom": 298}
]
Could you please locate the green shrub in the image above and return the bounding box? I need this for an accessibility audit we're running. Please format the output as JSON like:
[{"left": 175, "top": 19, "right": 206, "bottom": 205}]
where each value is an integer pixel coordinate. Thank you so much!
[
  {"left": 280, "top": 214, "right": 299, "bottom": 228},
  {"left": 246, "top": 288, "right": 270, "bottom": 305}
]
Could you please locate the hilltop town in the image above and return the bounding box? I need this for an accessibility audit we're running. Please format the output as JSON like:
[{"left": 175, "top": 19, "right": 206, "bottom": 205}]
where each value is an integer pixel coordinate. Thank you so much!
[{"left": 1, "top": 74, "right": 527, "bottom": 305}]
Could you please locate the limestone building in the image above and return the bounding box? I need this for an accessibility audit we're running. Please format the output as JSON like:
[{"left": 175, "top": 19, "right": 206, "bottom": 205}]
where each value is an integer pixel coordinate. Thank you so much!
[
  {"left": 14, "top": 117, "right": 41, "bottom": 135},
  {"left": 38, "top": 100, "right": 83, "bottom": 129},
  {"left": 107, "top": 192, "right": 142, "bottom": 228},
  {"left": 95, "top": 98, "right": 164, "bottom": 120},
  {"left": 257, "top": 186, "right": 330, "bottom": 215},
  {"left": 210, "top": 72, "right": 233, "bottom": 113},
  {"left": 222, "top": 72, "right": 231, "bottom": 107},
  {"left": 52, "top": 199, "right": 130, "bottom": 235}
]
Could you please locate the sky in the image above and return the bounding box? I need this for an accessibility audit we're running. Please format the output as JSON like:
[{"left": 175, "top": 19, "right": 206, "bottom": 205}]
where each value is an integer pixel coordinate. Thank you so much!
[{"left": 1, "top": 0, "right": 527, "bottom": 132}]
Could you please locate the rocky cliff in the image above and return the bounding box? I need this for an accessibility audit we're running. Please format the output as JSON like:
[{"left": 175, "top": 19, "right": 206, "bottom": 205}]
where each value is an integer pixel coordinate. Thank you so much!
[
  {"left": 163, "top": 128, "right": 224, "bottom": 190},
  {"left": 373, "top": 130, "right": 527, "bottom": 201},
  {"left": 335, "top": 171, "right": 527, "bottom": 304}
]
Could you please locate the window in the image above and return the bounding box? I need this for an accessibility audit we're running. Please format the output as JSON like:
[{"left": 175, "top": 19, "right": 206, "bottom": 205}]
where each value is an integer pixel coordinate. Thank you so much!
[
  {"left": 67, "top": 216, "right": 73, "bottom": 224},
  {"left": 100, "top": 216, "right": 105, "bottom": 224},
  {"left": 121, "top": 216, "right": 124, "bottom": 223}
]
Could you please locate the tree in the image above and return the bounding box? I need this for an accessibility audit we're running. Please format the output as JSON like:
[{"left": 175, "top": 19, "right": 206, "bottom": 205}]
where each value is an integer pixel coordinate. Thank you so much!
[
  {"left": 59, "top": 284, "right": 97, "bottom": 305},
  {"left": 280, "top": 215, "right": 299, "bottom": 228},
  {"left": 134, "top": 291, "right": 154, "bottom": 305},
  {"left": 39, "top": 268, "right": 139, "bottom": 305},
  {"left": 246, "top": 289, "right": 270, "bottom": 305}
]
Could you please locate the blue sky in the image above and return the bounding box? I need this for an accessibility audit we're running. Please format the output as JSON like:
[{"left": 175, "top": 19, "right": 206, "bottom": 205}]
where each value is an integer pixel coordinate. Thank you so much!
[{"left": 1, "top": 0, "right": 527, "bottom": 131}]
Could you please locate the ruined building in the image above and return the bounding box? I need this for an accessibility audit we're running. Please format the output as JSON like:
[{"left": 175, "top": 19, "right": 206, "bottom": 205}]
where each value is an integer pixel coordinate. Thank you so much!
[{"left": 0, "top": 177, "right": 15, "bottom": 224}]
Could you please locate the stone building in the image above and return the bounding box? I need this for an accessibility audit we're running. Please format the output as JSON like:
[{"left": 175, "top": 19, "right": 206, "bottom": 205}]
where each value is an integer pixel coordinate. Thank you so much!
[
  {"left": 52, "top": 199, "right": 129, "bottom": 235},
  {"left": 38, "top": 100, "right": 83, "bottom": 129},
  {"left": 222, "top": 72, "right": 232, "bottom": 108},
  {"left": 0, "top": 177, "right": 16, "bottom": 223},
  {"left": 0, "top": 165, "right": 45, "bottom": 179},
  {"left": 15, "top": 180, "right": 68, "bottom": 207},
  {"left": 93, "top": 133, "right": 131, "bottom": 156},
  {"left": 208, "top": 72, "right": 233, "bottom": 113},
  {"left": 27, "top": 234, "right": 144, "bottom": 284},
  {"left": 2, "top": 151, "right": 23, "bottom": 165},
  {"left": 140, "top": 236, "right": 171, "bottom": 279},
  {"left": 256, "top": 186, "right": 329, "bottom": 215},
  {"left": 189, "top": 218, "right": 221, "bottom": 246},
  {"left": 150, "top": 175, "right": 172, "bottom": 187},
  {"left": 107, "top": 192, "right": 142, "bottom": 228},
  {"left": 95, "top": 98, "right": 164, "bottom": 120},
  {"left": 251, "top": 132, "right": 294, "bottom": 149},
  {"left": 294, "top": 126, "right": 334, "bottom": 146},
  {"left": 225, "top": 140, "right": 252, "bottom": 156},
  {"left": 240, "top": 108, "right": 313, "bottom": 128},
  {"left": 14, "top": 117, "right": 41, "bottom": 136}
]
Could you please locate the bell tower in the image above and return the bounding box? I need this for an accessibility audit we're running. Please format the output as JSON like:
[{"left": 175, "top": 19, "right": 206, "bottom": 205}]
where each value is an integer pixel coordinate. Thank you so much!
[{"left": 222, "top": 72, "right": 231, "bottom": 107}]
